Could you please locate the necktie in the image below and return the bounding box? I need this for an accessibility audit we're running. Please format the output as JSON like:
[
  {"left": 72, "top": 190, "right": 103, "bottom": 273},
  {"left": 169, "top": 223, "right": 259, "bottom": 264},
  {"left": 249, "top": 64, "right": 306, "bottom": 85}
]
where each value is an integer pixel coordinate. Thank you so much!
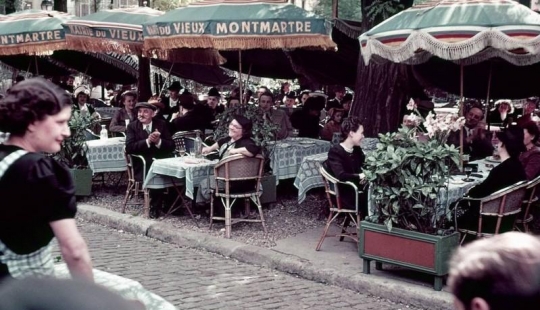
[{"left": 145, "top": 125, "right": 151, "bottom": 134}]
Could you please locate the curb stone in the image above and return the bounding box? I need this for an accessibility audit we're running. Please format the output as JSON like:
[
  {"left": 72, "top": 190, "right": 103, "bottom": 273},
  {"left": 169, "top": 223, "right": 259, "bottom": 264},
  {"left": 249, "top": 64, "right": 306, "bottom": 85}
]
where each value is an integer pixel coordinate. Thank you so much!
[{"left": 77, "top": 204, "right": 453, "bottom": 310}]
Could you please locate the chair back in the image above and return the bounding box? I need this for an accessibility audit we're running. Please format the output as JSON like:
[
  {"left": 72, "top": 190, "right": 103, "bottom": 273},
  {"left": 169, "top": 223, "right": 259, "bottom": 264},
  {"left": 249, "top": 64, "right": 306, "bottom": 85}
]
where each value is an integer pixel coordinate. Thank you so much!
[
  {"left": 213, "top": 154, "right": 264, "bottom": 196},
  {"left": 319, "top": 165, "right": 358, "bottom": 211},
  {"left": 479, "top": 181, "right": 528, "bottom": 215},
  {"left": 124, "top": 147, "right": 147, "bottom": 183},
  {"left": 172, "top": 130, "right": 198, "bottom": 155},
  {"left": 520, "top": 174, "right": 540, "bottom": 222}
]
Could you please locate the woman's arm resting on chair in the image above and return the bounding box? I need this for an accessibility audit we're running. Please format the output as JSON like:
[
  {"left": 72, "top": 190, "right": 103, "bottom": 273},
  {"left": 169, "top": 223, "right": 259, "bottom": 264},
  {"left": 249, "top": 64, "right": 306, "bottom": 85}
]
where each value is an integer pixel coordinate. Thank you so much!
[
  {"left": 50, "top": 219, "right": 94, "bottom": 282},
  {"left": 202, "top": 142, "right": 219, "bottom": 154},
  {"left": 228, "top": 147, "right": 253, "bottom": 157}
]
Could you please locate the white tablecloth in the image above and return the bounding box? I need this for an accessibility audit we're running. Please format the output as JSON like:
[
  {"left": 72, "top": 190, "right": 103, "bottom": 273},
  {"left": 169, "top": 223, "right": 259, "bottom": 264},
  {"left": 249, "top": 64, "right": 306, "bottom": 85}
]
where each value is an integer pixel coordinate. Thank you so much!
[
  {"left": 55, "top": 264, "right": 176, "bottom": 310},
  {"left": 86, "top": 137, "right": 126, "bottom": 174},
  {"left": 143, "top": 157, "right": 216, "bottom": 199},
  {"left": 95, "top": 107, "right": 121, "bottom": 118}
]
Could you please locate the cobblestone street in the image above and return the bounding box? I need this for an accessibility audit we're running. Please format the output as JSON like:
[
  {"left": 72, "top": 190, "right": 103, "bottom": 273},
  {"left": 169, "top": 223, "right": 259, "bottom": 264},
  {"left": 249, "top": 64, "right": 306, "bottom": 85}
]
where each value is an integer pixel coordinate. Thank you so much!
[{"left": 55, "top": 220, "right": 420, "bottom": 310}]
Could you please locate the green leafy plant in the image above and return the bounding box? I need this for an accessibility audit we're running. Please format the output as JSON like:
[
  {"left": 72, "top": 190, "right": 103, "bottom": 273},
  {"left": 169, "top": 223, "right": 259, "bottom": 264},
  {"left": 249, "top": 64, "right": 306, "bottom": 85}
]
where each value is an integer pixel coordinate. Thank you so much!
[
  {"left": 363, "top": 126, "right": 460, "bottom": 235},
  {"left": 54, "top": 111, "right": 99, "bottom": 169}
]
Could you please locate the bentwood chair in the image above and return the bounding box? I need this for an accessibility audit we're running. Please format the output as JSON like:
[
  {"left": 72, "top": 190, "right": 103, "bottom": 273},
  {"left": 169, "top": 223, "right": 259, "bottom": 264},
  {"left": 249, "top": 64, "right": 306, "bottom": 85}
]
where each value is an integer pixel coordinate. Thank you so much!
[
  {"left": 316, "top": 165, "right": 365, "bottom": 251},
  {"left": 209, "top": 154, "right": 267, "bottom": 238},
  {"left": 455, "top": 181, "right": 528, "bottom": 244},
  {"left": 122, "top": 149, "right": 149, "bottom": 217},
  {"left": 515, "top": 174, "right": 540, "bottom": 232}
]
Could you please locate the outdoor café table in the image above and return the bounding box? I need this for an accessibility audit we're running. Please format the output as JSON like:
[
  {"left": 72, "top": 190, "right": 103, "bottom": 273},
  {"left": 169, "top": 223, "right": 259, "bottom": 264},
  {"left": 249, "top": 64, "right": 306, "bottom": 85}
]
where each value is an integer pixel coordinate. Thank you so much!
[
  {"left": 55, "top": 264, "right": 176, "bottom": 310},
  {"left": 293, "top": 137, "right": 380, "bottom": 204},
  {"left": 268, "top": 137, "right": 331, "bottom": 183},
  {"left": 143, "top": 156, "right": 216, "bottom": 200},
  {"left": 85, "top": 137, "right": 126, "bottom": 174}
]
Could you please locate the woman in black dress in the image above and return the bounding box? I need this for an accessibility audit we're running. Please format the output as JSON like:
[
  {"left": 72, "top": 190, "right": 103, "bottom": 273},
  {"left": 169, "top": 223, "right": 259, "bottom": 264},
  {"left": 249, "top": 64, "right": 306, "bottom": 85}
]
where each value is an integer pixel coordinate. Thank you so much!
[
  {"left": 325, "top": 117, "right": 367, "bottom": 216},
  {"left": 0, "top": 78, "right": 93, "bottom": 282}
]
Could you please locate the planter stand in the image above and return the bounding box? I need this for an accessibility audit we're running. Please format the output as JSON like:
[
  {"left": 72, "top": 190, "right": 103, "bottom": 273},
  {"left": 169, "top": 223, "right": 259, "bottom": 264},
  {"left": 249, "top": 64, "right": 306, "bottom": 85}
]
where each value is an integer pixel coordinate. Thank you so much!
[{"left": 359, "top": 221, "right": 459, "bottom": 291}]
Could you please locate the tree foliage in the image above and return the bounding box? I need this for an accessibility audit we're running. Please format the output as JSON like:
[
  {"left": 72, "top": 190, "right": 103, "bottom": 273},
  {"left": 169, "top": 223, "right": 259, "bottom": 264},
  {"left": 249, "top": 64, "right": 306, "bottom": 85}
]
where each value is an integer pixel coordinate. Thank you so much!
[
  {"left": 152, "top": 0, "right": 194, "bottom": 11},
  {"left": 312, "top": 0, "right": 362, "bottom": 21}
]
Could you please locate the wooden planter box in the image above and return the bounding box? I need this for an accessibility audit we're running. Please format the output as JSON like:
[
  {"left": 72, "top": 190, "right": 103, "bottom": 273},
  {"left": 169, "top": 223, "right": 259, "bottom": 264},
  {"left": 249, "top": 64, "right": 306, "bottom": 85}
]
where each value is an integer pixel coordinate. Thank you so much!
[
  {"left": 70, "top": 168, "right": 93, "bottom": 196},
  {"left": 260, "top": 174, "right": 277, "bottom": 205},
  {"left": 359, "top": 221, "right": 459, "bottom": 291}
]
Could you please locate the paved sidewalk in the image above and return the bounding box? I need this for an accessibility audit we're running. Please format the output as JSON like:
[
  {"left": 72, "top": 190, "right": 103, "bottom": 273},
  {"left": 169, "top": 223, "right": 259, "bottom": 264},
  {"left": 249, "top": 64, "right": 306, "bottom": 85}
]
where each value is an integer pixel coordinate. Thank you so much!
[{"left": 77, "top": 204, "right": 454, "bottom": 310}]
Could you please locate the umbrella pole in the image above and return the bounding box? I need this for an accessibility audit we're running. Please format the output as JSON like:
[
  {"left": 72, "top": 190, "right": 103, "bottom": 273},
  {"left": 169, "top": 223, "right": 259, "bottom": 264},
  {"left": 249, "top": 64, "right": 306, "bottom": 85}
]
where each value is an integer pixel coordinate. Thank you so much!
[
  {"left": 459, "top": 63, "right": 464, "bottom": 171},
  {"left": 25, "top": 60, "right": 31, "bottom": 79},
  {"left": 244, "top": 63, "right": 253, "bottom": 102},
  {"left": 485, "top": 62, "right": 493, "bottom": 130},
  {"left": 158, "top": 63, "right": 175, "bottom": 97},
  {"left": 35, "top": 56, "right": 39, "bottom": 76},
  {"left": 238, "top": 50, "right": 243, "bottom": 105}
]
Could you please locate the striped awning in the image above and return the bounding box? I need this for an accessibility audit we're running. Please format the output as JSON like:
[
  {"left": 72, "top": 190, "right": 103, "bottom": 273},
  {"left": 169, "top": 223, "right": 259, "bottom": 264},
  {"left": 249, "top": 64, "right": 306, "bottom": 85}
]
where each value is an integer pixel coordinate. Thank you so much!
[
  {"left": 0, "top": 9, "right": 71, "bottom": 56},
  {"left": 359, "top": 0, "right": 540, "bottom": 65},
  {"left": 142, "top": 0, "right": 335, "bottom": 55},
  {"left": 63, "top": 7, "right": 163, "bottom": 54}
]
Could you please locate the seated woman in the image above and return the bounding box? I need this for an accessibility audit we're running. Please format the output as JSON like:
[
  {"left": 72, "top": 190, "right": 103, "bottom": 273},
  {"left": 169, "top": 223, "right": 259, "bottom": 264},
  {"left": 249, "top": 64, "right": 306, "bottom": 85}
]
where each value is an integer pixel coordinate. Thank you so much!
[
  {"left": 455, "top": 126, "right": 527, "bottom": 233},
  {"left": 520, "top": 121, "right": 540, "bottom": 180},
  {"left": 325, "top": 117, "right": 367, "bottom": 216},
  {"left": 320, "top": 108, "right": 344, "bottom": 141},
  {"left": 197, "top": 115, "right": 261, "bottom": 204}
]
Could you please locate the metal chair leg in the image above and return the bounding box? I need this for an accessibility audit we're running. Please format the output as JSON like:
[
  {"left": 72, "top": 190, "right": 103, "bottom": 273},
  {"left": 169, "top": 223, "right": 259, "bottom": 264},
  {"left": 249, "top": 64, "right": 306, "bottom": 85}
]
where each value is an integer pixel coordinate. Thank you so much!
[
  {"left": 224, "top": 198, "right": 232, "bottom": 239},
  {"left": 316, "top": 211, "right": 339, "bottom": 251}
]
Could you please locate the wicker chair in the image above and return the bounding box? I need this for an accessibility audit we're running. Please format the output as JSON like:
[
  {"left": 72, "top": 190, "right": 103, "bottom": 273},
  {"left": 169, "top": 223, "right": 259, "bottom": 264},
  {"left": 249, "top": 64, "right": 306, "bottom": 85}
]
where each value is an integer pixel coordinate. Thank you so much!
[
  {"left": 122, "top": 149, "right": 149, "bottom": 217},
  {"left": 515, "top": 174, "right": 540, "bottom": 232},
  {"left": 209, "top": 154, "right": 267, "bottom": 238},
  {"left": 316, "top": 165, "right": 364, "bottom": 251},
  {"left": 455, "top": 180, "right": 528, "bottom": 244}
]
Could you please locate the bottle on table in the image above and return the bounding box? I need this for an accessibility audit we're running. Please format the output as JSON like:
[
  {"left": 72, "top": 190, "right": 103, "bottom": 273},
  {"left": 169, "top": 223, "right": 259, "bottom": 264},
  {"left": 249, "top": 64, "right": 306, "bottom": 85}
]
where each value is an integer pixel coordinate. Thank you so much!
[
  {"left": 194, "top": 131, "right": 202, "bottom": 158},
  {"left": 99, "top": 125, "right": 108, "bottom": 140}
]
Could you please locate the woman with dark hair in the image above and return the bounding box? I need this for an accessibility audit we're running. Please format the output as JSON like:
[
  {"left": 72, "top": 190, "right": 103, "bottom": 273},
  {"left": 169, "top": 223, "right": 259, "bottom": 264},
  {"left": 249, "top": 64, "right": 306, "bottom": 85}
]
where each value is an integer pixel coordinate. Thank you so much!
[
  {"left": 325, "top": 117, "right": 367, "bottom": 215},
  {"left": 0, "top": 78, "right": 93, "bottom": 281},
  {"left": 321, "top": 108, "right": 344, "bottom": 141},
  {"left": 520, "top": 121, "right": 540, "bottom": 180},
  {"left": 202, "top": 115, "right": 261, "bottom": 160},
  {"left": 455, "top": 126, "right": 527, "bottom": 232}
]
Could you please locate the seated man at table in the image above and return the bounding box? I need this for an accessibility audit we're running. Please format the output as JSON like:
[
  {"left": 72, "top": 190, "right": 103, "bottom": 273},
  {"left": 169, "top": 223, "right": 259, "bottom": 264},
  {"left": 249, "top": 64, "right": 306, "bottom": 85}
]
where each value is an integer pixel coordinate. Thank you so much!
[
  {"left": 448, "top": 107, "right": 493, "bottom": 161},
  {"left": 290, "top": 97, "right": 323, "bottom": 139},
  {"left": 126, "top": 102, "right": 175, "bottom": 219},
  {"left": 171, "top": 94, "right": 203, "bottom": 133},
  {"left": 454, "top": 126, "right": 526, "bottom": 234},
  {"left": 258, "top": 91, "right": 292, "bottom": 140},
  {"left": 109, "top": 91, "right": 137, "bottom": 133}
]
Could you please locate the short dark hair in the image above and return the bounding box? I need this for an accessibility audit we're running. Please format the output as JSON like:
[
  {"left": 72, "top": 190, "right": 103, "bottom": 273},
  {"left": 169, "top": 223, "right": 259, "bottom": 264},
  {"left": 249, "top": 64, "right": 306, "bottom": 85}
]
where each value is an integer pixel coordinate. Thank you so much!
[
  {"left": 340, "top": 117, "right": 362, "bottom": 139},
  {"left": 0, "top": 78, "right": 71, "bottom": 136},
  {"left": 522, "top": 121, "right": 540, "bottom": 144},
  {"left": 259, "top": 91, "right": 274, "bottom": 102},
  {"left": 449, "top": 232, "right": 540, "bottom": 310},
  {"left": 496, "top": 125, "right": 526, "bottom": 158},
  {"left": 233, "top": 114, "right": 253, "bottom": 138}
]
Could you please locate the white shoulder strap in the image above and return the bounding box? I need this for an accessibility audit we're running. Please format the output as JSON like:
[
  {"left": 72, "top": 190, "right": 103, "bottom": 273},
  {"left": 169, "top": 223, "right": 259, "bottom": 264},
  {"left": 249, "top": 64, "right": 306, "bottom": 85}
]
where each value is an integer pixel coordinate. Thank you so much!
[{"left": 0, "top": 150, "right": 28, "bottom": 180}]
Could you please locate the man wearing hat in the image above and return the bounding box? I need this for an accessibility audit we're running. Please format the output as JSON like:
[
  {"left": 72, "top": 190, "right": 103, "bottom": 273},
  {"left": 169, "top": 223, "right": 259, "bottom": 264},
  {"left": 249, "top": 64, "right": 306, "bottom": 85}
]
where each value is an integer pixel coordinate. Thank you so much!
[
  {"left": 201, "top": 87, "right": 225, "bottom": 129},
  {"left": 171, "top": 94, "right": 202, "bottom": 133},
  {"left": 281, "top": 91, "right": 297, "bottom": 117},
  {"left": 161, "top": 81, "right": 183, "bottom": 121},
  {"left": 326, "top": 85, "right": 346, "bottom": 111},
  {"left": 126, "top": 102, "right": 175, "bottom": 218}
]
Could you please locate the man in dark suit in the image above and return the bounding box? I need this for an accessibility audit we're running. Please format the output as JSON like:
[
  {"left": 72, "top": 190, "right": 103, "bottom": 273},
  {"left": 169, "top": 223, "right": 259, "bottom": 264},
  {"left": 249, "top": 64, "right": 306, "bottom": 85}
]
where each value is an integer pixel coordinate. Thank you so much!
[
  {"left": 448, "top": 107, "right": 493, "bottom": 161},
  {"left": 126, "top": 102, "right": 175, "bottom": 218},
  {"left": 171, "top": 94, "right": 203, "bottom": 133},
  {"left": 160, "top": 81, "right": 183, "bottom": 121}
]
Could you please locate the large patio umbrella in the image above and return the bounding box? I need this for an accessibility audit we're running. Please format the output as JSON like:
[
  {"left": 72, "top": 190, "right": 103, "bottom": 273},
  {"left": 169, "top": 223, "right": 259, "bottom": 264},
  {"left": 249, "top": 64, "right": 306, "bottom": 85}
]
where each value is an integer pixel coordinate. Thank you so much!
[
  {"left": 63, "top": 7, "right": 163, "bottom": 55},
  {"left": 358, "top": 0, "right": 540, "bottom": 166},
  {"left": 143, "top": 0, "right": 336, "bottom": 96},
  {"left": 0, "top": 54, "right": 71, "bottom": 77},
  {"left": 0, "top": 9, "right": 70, "bottom": 56}
]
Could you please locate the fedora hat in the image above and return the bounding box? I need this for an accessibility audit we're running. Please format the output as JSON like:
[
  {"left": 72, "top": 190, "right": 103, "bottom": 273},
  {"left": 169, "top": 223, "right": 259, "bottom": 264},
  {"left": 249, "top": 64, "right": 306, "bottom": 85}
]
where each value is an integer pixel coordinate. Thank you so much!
[
  {"left": 167, "top": 81, "right": 183, "bottom": 91},
  {"left": 207, "top": 87, "right": 221, "bottom": 98},
  {"left": 134, "top": 102, "right": 157, "bottom": 111}
]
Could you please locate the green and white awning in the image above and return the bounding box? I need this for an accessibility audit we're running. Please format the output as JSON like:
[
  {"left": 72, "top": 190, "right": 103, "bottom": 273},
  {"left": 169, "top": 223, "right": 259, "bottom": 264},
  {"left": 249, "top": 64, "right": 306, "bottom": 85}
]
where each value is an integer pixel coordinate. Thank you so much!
[{"left": 359, "top": 0, "right": 540, "bottom": 65}]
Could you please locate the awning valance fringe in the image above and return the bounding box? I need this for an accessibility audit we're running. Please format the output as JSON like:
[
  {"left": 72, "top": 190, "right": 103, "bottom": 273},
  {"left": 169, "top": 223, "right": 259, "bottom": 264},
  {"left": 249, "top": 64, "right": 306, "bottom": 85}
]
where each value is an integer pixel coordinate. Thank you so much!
[{"left": 65, "top": 35, "right": 142, "bottom": 55}]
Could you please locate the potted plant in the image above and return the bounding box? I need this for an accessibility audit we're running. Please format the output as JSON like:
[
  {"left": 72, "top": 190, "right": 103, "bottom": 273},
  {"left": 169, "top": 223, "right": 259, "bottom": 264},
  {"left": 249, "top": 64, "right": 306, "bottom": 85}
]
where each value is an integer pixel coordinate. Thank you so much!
[
  {"left": 360, "top": 101, "right": 464, "bottom": 290},
  {"left": 54, "top": 111, "right": 99, "bottom": 196},
  {"left": 213, "top": 104, "right": 279, "bottom": 204}
]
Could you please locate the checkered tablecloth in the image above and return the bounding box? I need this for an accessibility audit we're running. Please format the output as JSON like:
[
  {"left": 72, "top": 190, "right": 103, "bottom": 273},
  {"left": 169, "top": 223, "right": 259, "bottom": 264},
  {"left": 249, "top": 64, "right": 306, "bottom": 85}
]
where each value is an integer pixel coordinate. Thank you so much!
[
  {"left": 269, "top": 137, "right": 331, "bottom": 182},
  {"left": 293, "top": 138, "right": 380, "bottom": 204},
  {"left": 85, "top": 137, "right": 126, "bottom": 174},
  {"left": 143, "top": 157, "right": 216, "bottom": 199}
]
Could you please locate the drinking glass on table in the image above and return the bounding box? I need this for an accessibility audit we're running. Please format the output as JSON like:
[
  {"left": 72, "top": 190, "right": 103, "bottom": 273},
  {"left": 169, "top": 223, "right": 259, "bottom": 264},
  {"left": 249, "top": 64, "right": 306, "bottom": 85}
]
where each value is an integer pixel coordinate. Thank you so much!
[
  {"left": 463, "top": 166, "right": 473, "bottom": 182},
  {"left": 462, "top": 154, "right": 469, "bottom": 167}
]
